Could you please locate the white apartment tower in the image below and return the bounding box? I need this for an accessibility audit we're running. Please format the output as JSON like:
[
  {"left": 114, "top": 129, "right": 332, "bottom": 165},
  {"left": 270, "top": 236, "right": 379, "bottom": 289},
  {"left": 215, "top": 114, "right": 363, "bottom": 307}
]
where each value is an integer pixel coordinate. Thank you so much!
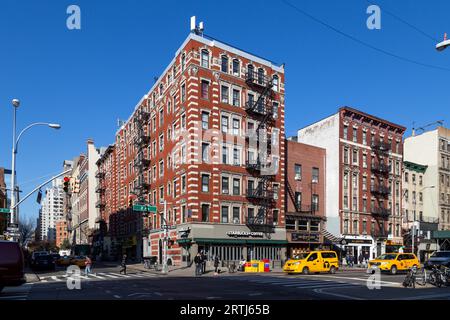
[{"left": 39, "top": 178, "right": 64, "bottom": 241}]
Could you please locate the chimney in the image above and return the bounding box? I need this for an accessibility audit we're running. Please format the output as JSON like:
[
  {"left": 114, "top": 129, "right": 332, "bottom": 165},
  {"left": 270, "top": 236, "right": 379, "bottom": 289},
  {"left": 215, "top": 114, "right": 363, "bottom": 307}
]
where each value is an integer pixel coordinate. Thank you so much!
[{"left": 87, "top": 138, "right": 94, "bottom": 145}]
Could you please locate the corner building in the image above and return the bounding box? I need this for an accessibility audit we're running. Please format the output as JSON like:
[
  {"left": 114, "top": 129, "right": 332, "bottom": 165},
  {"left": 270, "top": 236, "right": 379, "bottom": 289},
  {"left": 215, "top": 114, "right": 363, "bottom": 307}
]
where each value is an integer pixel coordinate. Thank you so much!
[
  {"left": 298, "top": 107, "right": 405, "bottom": 259},
  {"left": 99, "top": 31, "right": 287, "bottom": 265}
]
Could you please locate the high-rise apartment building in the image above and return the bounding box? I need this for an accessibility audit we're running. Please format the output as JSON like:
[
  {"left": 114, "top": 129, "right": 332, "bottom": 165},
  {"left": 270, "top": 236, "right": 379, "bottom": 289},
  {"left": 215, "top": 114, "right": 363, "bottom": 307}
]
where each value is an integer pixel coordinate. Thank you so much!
[
  {"left": 39, "top": 178, "right": 64, "bottom": 241},
  {"left": 298, "top": 107, "right": 406, "bottom": 259}
]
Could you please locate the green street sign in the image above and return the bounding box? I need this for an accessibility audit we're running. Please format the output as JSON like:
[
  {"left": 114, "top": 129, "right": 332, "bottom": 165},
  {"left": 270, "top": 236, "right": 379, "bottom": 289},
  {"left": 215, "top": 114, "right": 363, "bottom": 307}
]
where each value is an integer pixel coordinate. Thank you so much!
[
  {"left": 133, "top": 205, "right": 157, "bottom": 213},
  {"left": 0, "top": 208, "right": 11, "bottom": 214}
]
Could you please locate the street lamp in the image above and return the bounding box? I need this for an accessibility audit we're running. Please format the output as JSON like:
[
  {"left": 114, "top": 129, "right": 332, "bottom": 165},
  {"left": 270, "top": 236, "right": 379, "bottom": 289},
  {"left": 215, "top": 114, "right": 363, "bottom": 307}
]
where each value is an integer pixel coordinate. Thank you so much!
[
  {"left": 8, "top": 99, "right": 61, "bottom": 241},
  {"left": 412, "top": 185, "right": 435, "bottom": 259},
  {"left": 159, "top": 199, "right": 170, "bottom": 274},
  {"left": 436, "top": 33, "right": 450, "bottom": 51}
]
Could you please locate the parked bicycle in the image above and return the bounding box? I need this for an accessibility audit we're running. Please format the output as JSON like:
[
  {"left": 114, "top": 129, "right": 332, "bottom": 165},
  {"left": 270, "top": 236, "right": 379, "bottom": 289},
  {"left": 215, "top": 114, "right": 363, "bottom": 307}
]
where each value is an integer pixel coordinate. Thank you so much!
[
  {"left": 428, "top": 265, "right": 446, "bottom": 288},
  {"left": 402, "top": 265, "right": 426, "bottom": 288},
  {"left": 143, "top": 256, "right": 160, "bottom": 271},
  {"left": 228, "top": 262, "right": 237, "bottom": 273}
]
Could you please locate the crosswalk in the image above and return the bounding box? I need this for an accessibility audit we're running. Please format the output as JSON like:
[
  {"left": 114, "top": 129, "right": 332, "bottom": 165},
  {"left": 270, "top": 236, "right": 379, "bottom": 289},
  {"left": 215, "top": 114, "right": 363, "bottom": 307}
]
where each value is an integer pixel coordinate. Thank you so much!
[
  {"left": 0, "top": 283, "right": 33, "bottom": 300},
  {"left": 38, "top": 271, "right": 158, "bottom": 283},
  {"left": 224, "top": 275, "right": 363, "bottom": 290}
]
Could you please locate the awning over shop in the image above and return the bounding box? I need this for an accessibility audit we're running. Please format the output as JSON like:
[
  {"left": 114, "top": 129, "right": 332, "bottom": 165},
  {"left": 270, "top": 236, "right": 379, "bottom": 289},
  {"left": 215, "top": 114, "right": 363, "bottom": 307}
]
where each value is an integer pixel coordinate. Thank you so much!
[
  {"left": 176, "top": 238, "right": 288, "bottom": 245},
  {"left": 321, "top": 229, "right": 343, "bottom": 244},
  {"left": 433, "top": 230, "right": 450, "bottom": 239}
]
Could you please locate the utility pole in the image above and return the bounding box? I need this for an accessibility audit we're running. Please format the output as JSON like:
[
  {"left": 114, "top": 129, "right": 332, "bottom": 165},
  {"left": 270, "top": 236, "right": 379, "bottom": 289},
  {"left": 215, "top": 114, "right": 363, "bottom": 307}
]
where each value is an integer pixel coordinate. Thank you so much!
[{"left": 160, "top": 199, "right": 169, "bottom": 274}]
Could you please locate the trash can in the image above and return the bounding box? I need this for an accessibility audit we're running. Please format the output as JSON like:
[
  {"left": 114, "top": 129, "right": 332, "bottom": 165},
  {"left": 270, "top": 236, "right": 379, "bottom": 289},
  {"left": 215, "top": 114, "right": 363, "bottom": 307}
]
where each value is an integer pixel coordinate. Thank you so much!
[{"left": 262, "top": 259, "right": 270, "bottom": 272}]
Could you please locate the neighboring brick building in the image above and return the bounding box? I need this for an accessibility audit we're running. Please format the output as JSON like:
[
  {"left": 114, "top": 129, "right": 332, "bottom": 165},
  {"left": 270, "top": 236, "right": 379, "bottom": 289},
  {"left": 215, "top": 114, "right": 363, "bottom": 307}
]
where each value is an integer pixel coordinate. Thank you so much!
[
  {"left": 55, "top": 220, "right": 68, "bottom": 248},
  {"left": 285, "top": 138, "right": 327, "bottom": 257},
  {"left": 98, "top": 27, "right": 287, "bottom": 264},
  {"left": 298, "top": 107, "right": 406, "bottom": 259}
]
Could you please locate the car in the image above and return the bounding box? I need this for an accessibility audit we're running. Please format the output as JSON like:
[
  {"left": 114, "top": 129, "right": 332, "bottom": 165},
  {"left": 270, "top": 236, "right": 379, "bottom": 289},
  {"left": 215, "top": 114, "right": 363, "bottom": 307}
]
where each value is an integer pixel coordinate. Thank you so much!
[
  {"left": 0, "top": 241, "right": 27, "bottom": 293},
  {"left": 31, "top": 254, "right": 56, "bottom": 271},
  {"left": 70, "top": 256, "right": 87, "bottom": 268},
  {"left": 30, "top": 251, "right": 48, "bottom": 267},
  {"left": 56, "top": 255, "right": 73, "bottom": 266},
  {"left": 49, "top": 253, "right": 61, "bottom": 264},
  {"left": 283, "top": 251, "right": 339, "bottom": 274},
  {"left": 368, "top": 253, "right": 419, "bottom": 275},
  {"left": 424, "top": 251, "right": 450, "bottom": 269}
]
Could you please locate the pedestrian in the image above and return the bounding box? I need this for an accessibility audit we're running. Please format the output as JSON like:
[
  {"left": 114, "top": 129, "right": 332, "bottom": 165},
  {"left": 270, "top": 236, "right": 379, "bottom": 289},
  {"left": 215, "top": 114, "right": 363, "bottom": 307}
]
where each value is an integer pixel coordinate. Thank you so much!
[
  {"left": 214, "top": 255, "right": 220, "bottom": 275},
  {"left": 85, "top": 256, "right": 92, "bottom": 276},
  {"left": 201, "top": 251, "right": 207, "bottom": 274},
  {"left": 119, "top": 254, "right": 127, "bottom": 275},
  {"left": 194, "top": 252, "right": 202, "bottom": 276},
  {"left": 358, "top": 253, "right": 364, "bottom": 266}
]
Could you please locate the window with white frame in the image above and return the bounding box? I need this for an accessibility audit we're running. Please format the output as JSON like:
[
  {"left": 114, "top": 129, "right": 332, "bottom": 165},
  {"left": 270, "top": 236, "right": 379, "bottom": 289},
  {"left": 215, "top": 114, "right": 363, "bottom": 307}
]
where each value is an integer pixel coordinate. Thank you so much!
[
  {"left": 232, "top": 207, "right": 240, "bottom": 224},
  {"left": 201, "top": 111, "right": 209, "bottom": 130},
  {"left": 233, "top": 147, "right": 240, "bottom": 165},
  {"left": 221, "top": 115, "right": 229, "bottom": 133},
  {"left": 232, "top": 59, "right": 239, "bottom": 76},
  {"left": 221, "top": 206, "right": 229, "bottom": 223},
  {"left": 221, "top": 85, "right": 229, "bottom": 104},
  {"left": 232, "top": 89, "right": 240, "bottom": 107},
  {"left": 232, "top": 118, "right": 240, "bottom": 135},
  {"left": 201, "top": 49, "right": 209, "bottom": 68},
  {"left": 159, "top": 160, "right": 164, "bottom": 178},
  {"left": 201, "top": 174, "right": 209, "bottom": 192},
  {"left": 233, "top": 178, "right": 240, "bottom": 195},
  {"left": 202, "top": 142, "right": 209, "bottom": 163},
  {"left": 272, "top": 75, "right": 279, "bottom": 91},
  {"left": 222, "top": 176, "right": 229, "bottom": 194},
  {"left": 181, "top": 174, "right": 186, "bottom": 194},
  {"left": 221, "top": 55, "right": 228, "bottom": 73}
]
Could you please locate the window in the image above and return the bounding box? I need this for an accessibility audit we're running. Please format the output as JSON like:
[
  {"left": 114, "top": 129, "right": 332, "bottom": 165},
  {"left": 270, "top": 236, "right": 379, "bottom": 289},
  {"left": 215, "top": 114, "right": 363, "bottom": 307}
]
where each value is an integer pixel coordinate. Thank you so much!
[
  {"left": 201, "top": 174, "right": 209, "bottom": 192},
  {"left": 201, "top": 112, "right": 209, "bottom": 130},
  {"left": 232, "top": 207, "right": 240, "bottom": 224},
  {"left": 202, "top": 204, "right": 209, "bottom": 222},
  {"left": 363, "top": 131, "right": 367, "bottom": 145},
  {"left": 412, "top": 174, "right": 416, "bottom": 184},
  {"left": 352, "top": 196, "right": 357, "bottom": 211},
  {"left": 201, "top": 49, "right": 209, "bottom": 68},
  {"left": 362, "top": 176, "right": 367, "bottom": 190},
  {"left": 233, "top": 148, "right": 240, "bottom": 165},
  {"left": 363, "top": 154, "right": 367, "bottom": 168},
  {"left": 221, "top": 206, "right": 229, "bottom": 223},
  {"left": 222, "top": 177, "right": 229, "bottom": 194},
  {"left": 159, "top": 160, "right": 164, "bottom": 178},
  {"left": 363, "top": 198, "right": 367, "bottom": 212},
  {"left": 221, "top": 55, "right": 228, "bottom": 73},
  {"left": 232, "top": 59, "right": 239, "bottom": 75},
  {"left": 222, "top": 146, "right": 228, "bottom": 164},
  {"left": 159, "top": 108, "right": 164, "bottom": 126},
  {"left": 272, "top": 75, "right": 279, "bottom": 91},
  {"left": 221, "top": 115, "right": 229, "bottom": 133},
  {"left": 232, "top": 118, "right": 240, "bottom": 135},
  {"left": 353, "top": 220, "right": 358, "bottom": 234},
  {"left": 201, "top": 80, "right": 209, "bottom": 99},
  {"left": 344, "top": 196, "right": 349, "bottom": 209},
  {"left": 221, "top": 85, "right": 229, "bottom": 104},
  {"left": 353, "top": 149, "right": 358, "bottom": 164},
  {"left": 232, "top": 89, "right": 240, "bottom": 106},
  {"left": 257, "top": 68, "right": 264, "bottom": 84},
  {"left": 181, "top": 53, "right": 186, "bottom": 71},
  {"left": 159, "top": 134, "right": 164, "bottom": 151},
  {"left": 294, "top": 164, "right": 302, "bottom": 180},
  {"left": 181, "top": 175, "right": 186, "bottom": 194},
  {"left": 159, "top": 186, "right": 164, "bottom": 200},
  {"left": 181, "top": 114, "right": 186, "bottom": 130},
  {"left": 344, "top": 147, "right": 349, "bottom": 164},
  {"left": 405, "top": 172, "right": 409, "bottom": 183},
  {"left": 202, "top": 143, "right": 209, "bottom": 163},
  {"left": 312, "top": 167, "right": 319, "bottom": 183},
  {"left": 343, "top": 125, "right": 348, "bottom": 140},
  {"left": 353, "top": 127, "right": 358, "bottom": 143},
  {"left": 233, "top": 178, "right": 240, "bottom": 195},
  {"left": 181, "top": 83, "right": 186, "bottom": 103},
  {"left": 312, "top": 194, "right": 319, "bottom": 211},
  {"left": 344, "top": 172, "right": 349, "bottom": 189}
]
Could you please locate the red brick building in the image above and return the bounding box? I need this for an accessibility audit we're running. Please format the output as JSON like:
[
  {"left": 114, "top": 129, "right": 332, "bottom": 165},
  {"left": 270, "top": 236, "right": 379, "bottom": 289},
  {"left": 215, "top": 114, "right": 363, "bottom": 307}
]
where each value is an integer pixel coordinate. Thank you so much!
[
  {"left": 97, "top": 28, "right": 287, "bottom": 264},
  {"left": 55, "top": 220, "right": 68, "bottom": 248},
  {"left": 298, "top": 107, "right": 406, "bottom": 259},
  {"left": 285, "top": 139, "right": 327, "bottom": 257}
]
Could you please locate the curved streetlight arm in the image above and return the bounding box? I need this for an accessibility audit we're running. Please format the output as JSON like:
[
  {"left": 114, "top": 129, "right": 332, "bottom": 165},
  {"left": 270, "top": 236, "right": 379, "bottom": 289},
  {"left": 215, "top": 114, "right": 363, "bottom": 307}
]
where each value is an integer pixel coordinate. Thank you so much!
[{"left": 14, "top": 122, "right": 58, "bottom": 153}]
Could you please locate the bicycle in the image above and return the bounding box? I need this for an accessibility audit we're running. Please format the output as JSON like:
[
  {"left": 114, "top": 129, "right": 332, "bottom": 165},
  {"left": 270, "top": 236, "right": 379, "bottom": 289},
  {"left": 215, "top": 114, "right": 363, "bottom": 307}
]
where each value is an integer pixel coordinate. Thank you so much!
[
  {"left": 143, "top": 257, "right": 160, "bottom": 271},
  {"left": 428, "top": 265, "right": 445, "bottom": 288},
  {"left": 403, "top": 266, "right": 426, "bottom": 288}
]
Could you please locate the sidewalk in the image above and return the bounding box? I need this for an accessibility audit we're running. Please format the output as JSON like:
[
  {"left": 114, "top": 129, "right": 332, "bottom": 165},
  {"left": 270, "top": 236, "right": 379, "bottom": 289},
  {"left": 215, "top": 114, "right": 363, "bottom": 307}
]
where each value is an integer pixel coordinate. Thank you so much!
[{"left": 24, "top": 267, "right": 40, "bottom": 283}]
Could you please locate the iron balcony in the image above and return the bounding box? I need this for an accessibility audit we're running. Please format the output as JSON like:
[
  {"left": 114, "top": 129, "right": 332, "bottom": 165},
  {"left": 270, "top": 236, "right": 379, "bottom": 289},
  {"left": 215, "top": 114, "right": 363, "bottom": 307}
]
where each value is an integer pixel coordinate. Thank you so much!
[
  {"left": 245, "top": 70, "right": 272, "bottom": 89},
  {"left": 133, "top": 135, "right": 150, "bottom": 147},
  {"left": 371, "top": 163, "right": 391, "bottom": 175},
  {"left": 95, "top": 171, "right": 106, "bottom": 179},
  {"left": 246, "top": 188, "right": 276, "bottom": 201},
  {"left": 135, "top": 109, "right": 150, "bottom": 123},
  {"left": 134, "top": 182, "right": 150, "bottom": 192},
  {"left": 244, "top": 100, "right": 275, "bottom": 119},
  {"left": 134, "top": 158, "right": 151, "bottom": 169},
  {"left": 95, "top": 200, "right": 106, "bottom": 209},
  {"left": 246, "top": 216, "right": 275, "bottom": 233},
  {"left": 371, "top": 207, "right": 391, "bottom": 218},
  {"left": 371, "top": 140, "right": 391, "bottom": 153},
  {"left": 370, "top": 185, "right": 390, "bottom": 197},
  {"left": 95, "top": 185, "right": 105, "bottom": 193}
]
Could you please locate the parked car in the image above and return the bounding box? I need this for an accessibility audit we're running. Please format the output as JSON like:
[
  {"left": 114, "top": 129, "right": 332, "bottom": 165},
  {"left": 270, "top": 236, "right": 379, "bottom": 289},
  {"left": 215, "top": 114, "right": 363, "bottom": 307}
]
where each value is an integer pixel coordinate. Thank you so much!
[
  {"left": 0, "top": 240, "right": 26, "bottom": 293},
  {"left": 283, "top": 251, "right": 339, "bottom": 274},
  {"left": 368, "top": 253, "right": 419, "bottom": 275},
  {"left": 49, "top": 253, "right": 61, "bottom": 264},
  {"left": 30, "top": 251, "right": 48, "bottom": 268},
  {"left": 31, "top": 254, "right": 56, "bottom": 271},
  {"left": 424, "top": 251, "right": 450, "bottom": 269}
]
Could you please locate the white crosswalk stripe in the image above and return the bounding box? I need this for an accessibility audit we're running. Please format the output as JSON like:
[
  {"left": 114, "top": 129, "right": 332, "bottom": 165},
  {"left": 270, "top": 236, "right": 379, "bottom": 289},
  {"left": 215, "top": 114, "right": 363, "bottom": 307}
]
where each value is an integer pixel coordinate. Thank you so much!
[
  {"left": 224, "top": 275, "right": 363, "bottom": 290},
  {"left": 38, "top": 271, "right": 157, "bottom": 283}
]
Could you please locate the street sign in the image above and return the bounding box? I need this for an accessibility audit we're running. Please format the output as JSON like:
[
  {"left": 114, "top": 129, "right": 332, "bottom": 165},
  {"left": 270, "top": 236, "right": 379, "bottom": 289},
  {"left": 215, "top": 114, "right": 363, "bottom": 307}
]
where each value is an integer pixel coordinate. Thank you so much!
[
  {"left": 133, "top": 205, "right": 157, "bottom": 213},
  {"left": 0, "top": 208, "right": 11, "bottom": 214}
]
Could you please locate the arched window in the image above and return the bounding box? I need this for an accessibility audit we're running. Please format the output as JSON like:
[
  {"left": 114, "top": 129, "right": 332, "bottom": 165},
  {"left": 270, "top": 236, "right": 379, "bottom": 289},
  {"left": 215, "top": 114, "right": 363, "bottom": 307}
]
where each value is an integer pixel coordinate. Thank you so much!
[
  {"left": 221, "top": 55, "right": 228, "bottom": 73},
  {"left": 181, "top": 53, "right": 186, "bottom": 71},
  {"left": 201, "top": 49, "right": 209, "bottom": 68},
  {"left": 232, "top": 59, "right": 240, "bottom": 76},
  {"left": 159, "top": 83, "right": 163, "bottom": 96},
  {"left": 257, "top": 68, "right": 264, "bottom": 85},
  {"left": 247, "top": 64, "right": 254, "bottom": 80},
  {"left": 272, "top": 75, "right": 279, "bottom": 91}
]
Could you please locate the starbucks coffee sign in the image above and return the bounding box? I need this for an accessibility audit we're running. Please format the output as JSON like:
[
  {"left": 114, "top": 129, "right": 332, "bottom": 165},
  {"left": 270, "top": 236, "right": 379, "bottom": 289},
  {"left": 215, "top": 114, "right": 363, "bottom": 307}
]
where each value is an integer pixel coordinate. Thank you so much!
[{"left": 227, "top": 231, "right": 264, "bottom": 238}]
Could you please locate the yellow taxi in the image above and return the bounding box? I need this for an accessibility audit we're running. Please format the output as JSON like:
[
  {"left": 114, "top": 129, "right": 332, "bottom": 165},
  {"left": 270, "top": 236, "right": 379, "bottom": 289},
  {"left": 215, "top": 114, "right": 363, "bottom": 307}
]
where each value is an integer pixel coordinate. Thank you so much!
[
  {"left": 368, "top": 253, "right": 420, "bottom": 275},
  {"left": 56, "top": 255, "right": 73, "bottom": 266},
  {"left": 70, "top": 256, "right": 88, "bottom": 268},
  {"left": 283, "top": 251, "right": 339, "bottom": 275}
]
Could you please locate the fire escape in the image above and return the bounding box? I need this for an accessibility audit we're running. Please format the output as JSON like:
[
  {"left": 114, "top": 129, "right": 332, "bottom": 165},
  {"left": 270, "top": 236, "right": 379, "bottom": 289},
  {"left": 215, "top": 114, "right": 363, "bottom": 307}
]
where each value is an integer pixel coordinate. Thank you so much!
[
  {"left": 94, "top": 170, "right": 107, "bottom": 244},
  {"left": 370, "top": 139, "right": 392, "bottom": 239},
  {"left": 133, "top": 108, "right": 151, "bottom": 206},
  {"left": 245, "top": 68, "right": 278, "bottom": 234}
]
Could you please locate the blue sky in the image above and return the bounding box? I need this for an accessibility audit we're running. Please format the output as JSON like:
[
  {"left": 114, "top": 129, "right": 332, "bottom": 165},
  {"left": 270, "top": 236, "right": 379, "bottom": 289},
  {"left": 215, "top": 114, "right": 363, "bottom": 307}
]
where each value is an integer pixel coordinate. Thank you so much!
[{"left": 1, "top": 0, "right": 450, "bottom": 223}]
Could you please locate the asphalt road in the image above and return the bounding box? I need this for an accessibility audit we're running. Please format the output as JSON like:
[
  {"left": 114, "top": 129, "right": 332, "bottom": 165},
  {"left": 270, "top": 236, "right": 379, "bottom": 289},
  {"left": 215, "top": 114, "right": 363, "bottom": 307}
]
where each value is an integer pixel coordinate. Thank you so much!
[{"left": 2, "top": 267, "right": 450, "bottom": 300}]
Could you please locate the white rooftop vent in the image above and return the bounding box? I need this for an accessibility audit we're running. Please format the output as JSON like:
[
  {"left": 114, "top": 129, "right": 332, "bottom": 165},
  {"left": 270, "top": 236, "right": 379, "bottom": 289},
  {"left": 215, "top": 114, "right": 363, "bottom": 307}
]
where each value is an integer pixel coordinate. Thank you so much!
[{"left": 190, "top": 16, "right": 204, "bottom": 36}]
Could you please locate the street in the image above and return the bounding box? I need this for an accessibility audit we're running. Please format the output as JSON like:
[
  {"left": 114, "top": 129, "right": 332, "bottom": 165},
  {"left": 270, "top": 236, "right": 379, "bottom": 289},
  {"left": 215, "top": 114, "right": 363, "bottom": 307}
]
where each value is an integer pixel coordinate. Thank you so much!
[{"left": 2, "top": 266, "right": 450, "bottom": 301}]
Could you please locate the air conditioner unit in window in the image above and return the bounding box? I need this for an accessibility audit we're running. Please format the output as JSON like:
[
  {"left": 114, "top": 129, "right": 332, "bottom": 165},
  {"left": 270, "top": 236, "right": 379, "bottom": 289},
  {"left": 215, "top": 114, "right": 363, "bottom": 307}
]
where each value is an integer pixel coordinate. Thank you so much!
[
  {"left": 295, "top": 174, "right": 301, "bottom": 180},
  {"left": 233, "top": 218, "right": 240, "bottom": 224}
]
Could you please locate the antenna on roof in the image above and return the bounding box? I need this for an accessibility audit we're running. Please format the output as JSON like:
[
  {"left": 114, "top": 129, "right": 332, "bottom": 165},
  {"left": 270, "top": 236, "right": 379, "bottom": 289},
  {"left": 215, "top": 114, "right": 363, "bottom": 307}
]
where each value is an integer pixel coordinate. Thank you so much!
[{"left": 190, "top": 16, "right": 204, "bottom": 36}]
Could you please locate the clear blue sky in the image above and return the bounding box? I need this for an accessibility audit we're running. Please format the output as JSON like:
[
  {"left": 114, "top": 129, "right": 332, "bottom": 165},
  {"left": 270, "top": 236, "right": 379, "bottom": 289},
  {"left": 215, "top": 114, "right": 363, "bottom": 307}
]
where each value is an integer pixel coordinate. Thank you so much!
[{"left": 1, "top": 0, "right": 449, "bottom": 223}]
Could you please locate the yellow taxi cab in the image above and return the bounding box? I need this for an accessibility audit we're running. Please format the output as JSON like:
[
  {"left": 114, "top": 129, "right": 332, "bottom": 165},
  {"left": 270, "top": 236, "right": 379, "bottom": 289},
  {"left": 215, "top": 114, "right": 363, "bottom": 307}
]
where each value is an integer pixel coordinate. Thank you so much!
[
  {"left": 368, "top": 253, "right": 420, "bottom": 275},
  {"left": 56, "top": 255, "right": 73, "bottom": 266},
  {"left": 70, "top": 256, "right": 87, "bottom": 268},
  {"left": 283, "top": 251, "right": 339, "bottom": 275}
]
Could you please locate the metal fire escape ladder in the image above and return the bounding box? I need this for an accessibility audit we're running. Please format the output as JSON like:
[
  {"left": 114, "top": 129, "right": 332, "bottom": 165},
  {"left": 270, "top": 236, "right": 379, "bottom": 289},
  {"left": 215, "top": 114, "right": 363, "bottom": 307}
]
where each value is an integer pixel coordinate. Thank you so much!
[
  {"left": 245, "top": 70, "right": 277, "bottom": 234},
  {"left": 133, "top": 108, "right": 150, "bottom": 206}
]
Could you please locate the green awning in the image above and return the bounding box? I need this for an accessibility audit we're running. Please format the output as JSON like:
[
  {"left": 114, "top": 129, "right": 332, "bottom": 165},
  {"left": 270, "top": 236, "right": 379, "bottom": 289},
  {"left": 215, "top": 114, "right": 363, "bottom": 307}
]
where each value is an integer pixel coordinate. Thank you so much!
[
  {"left": 189, "top": 238, "right": 288, "bottom": 245},
  {"left": 433, "top": 230, "right": 450, "bottom": 239}
]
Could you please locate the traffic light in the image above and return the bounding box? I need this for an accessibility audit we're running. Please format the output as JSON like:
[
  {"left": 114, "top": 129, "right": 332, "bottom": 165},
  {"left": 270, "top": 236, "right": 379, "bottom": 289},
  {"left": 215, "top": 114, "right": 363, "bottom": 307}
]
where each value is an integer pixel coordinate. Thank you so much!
[
  {"left": 72, "top": 178, "right": 80, "bottom": 193},
  {"left": 63, "top": 177, "right": 70, "bottom": 193}
]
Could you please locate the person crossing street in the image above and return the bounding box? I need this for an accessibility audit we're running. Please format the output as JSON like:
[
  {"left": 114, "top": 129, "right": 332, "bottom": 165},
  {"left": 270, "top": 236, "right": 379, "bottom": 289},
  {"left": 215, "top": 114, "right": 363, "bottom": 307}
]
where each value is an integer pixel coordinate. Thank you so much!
[
  {"left": 119, "top": 254, "right": 127, "bottom": 275},
  {"left": 194, "top": 253, "right": 202, "bottom": 276}
]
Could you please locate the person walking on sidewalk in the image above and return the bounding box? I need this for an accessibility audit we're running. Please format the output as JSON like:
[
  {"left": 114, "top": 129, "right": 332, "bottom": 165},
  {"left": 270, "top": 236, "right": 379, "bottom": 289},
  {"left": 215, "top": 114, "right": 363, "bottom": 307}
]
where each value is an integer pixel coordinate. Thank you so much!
[
  {"left": 214, "top": 255, "right": 220, "bottom": 275},
  {"left": 85, "top": 256, "right": 92, "bottom": 276},
  {"left": 201, "top": 251, "right": 207, "bottom": 274},
  {"left": 194, "top": 253, "right": 202, "bottom": 276},
  {"left": 119, "top": 254, "right": 127, "bottom": 275},
  {"left": 358, "top": 253, "right": 364, "bottom": 266}
]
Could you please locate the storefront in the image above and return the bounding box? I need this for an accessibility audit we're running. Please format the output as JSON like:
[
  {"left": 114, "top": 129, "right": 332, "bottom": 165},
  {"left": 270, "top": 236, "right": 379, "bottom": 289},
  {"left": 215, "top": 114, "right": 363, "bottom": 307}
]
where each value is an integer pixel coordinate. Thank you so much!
[
  {"left": 385, "top": 238, "right": 404, "bottom": 254},
  {"left": 340, "top": 235, "right": 375, "bottom": 261},
  {"left": 175, "top": 223, "right": 287, "bottom": 266},
  {"left": 287, "top": 231, "right": 324, "bottom": 258}
]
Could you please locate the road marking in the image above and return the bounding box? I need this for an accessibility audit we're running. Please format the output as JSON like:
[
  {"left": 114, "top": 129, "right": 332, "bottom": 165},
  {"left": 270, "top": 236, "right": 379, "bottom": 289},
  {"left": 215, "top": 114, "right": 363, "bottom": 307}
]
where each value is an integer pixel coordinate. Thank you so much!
[
  {"left": 296, "top": 283, "right": 360, "bottom": 289},
  {"left": 248, "top": 293, "right": 263, "bottom": 296},
  {"left": 98, "top": 273, "right": 119, "bottom": 279},
  {"left": 128, "top": 292, "right": 151, "bottom": 297},
  {"left": 113, "top": 295, "right": 122, "bottom": 299},
  {"left": 88, "top": 274, "right": 106, "bottom": 279},
  {"left": 110, "top": 272, "right": 132, "bottom": 278},
  {"left": 51, "top": 276, "right": 62, "bottom": 282},
  {"left": 313, "top": 287, "right": 363, "bottom": 300},
  {"left": 396, "top": 293, "right": 450, "bottom": 300},
  {"left": 307, "top": 275, "right": 400, "bottom": 286},
  {"left": 154, "top": 292, "right": 162, "bottom": 296}
]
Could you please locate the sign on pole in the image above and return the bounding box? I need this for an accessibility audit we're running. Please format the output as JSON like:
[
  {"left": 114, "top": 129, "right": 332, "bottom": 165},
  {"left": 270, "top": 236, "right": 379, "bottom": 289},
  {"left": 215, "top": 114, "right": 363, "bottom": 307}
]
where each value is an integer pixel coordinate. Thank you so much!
[
  {"left": 133, "top": 205, "right": 157, "bottom": 213},
  {"left": 0, "top": 208, "right": 11, "bottom": 214}
]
